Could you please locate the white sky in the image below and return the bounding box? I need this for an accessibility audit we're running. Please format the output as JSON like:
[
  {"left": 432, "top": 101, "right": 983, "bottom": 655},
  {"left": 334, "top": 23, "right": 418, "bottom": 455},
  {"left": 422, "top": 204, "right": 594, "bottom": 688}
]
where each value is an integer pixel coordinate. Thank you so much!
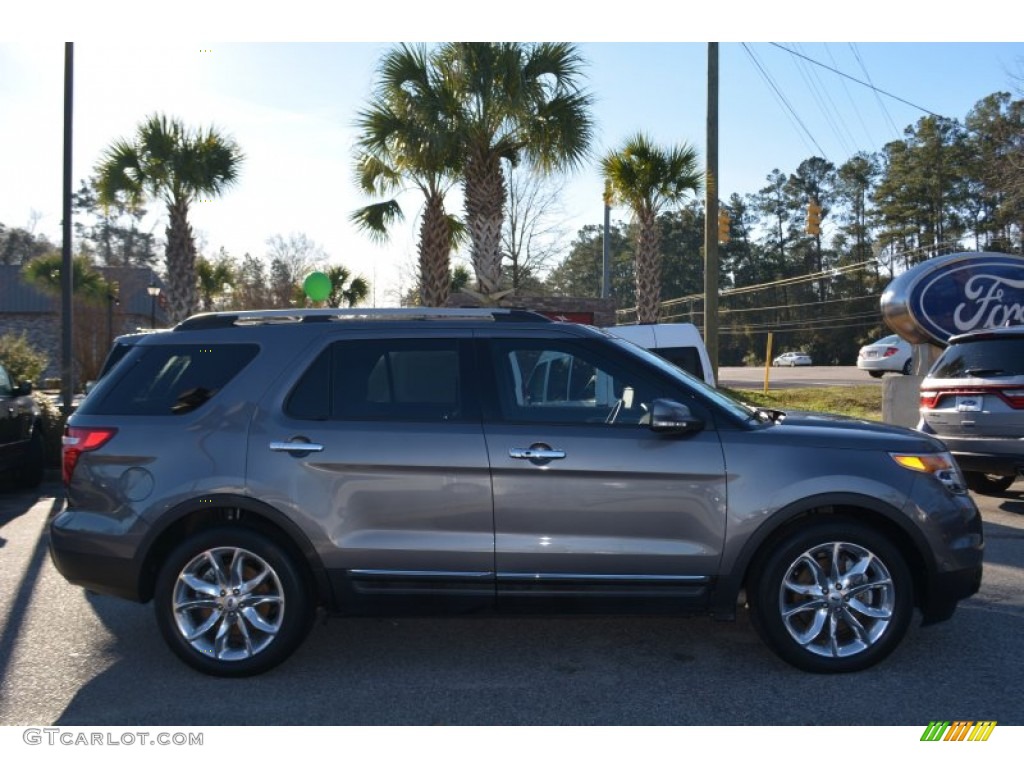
[{"left": 2, "top": 4, "right": 1022, "bottom": 304}]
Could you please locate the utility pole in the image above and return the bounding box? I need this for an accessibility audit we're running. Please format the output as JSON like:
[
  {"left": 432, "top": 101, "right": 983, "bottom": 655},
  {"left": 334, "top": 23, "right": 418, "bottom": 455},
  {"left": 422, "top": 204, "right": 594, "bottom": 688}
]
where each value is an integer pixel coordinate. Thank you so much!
[
  {"left": 703, "top": 42, "right": 720, "bottom": 381},
  {"left": 602, "top": 180, "right": 612, "bottom": 300},
  {"left": 61, "top": 42, "right": 74, "bottom": 414}
]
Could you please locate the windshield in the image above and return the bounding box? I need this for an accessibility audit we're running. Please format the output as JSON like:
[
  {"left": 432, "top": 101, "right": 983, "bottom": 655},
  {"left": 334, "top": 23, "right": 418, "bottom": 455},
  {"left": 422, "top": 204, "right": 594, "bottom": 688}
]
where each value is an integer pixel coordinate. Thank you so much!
[{"left": 604, "top": 335, "right": 756, "bottom": 422}]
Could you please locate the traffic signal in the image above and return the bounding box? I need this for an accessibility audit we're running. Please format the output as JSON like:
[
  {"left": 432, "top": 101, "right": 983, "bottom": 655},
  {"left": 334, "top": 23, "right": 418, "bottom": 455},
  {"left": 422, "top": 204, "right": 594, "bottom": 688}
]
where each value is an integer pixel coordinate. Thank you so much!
[
  {"left": 806, "top": 201, "right": 822, "bottom": 236},
  {"left": 717, "top": 209, "right": 730, "bottom": 243}
]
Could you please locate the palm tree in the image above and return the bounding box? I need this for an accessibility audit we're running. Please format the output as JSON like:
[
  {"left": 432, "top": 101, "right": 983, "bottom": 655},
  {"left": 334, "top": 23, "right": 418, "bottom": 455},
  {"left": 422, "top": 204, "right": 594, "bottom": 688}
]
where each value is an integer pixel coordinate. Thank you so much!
[
  {"left": 601, "top": 133, "right": 702, "bottom": 324},
  {"left": 323, "top": 265, "right": 369, "bottom": 308},
  {"left": 195, "top": 252, "right": 237, "bottom": 312},
  {"left": 435, "top": 42, "right": 593, "bottom": 299},
  {"left": 22, "top": 252, "right": 108, "bottom": 304},
  {"left": 95, "top": 114, "right": 243, "bottom": 323},
  {"left": 352, "top": 44, "right": 462, "bottom": 307}
]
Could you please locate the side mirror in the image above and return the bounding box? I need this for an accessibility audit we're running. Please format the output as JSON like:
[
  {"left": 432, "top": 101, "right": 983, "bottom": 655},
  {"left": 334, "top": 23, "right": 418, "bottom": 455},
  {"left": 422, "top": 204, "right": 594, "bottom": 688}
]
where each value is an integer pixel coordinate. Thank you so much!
[
  {"left": 649, "top": 398, "right": 704, "bottom": 434},
  {"left": 15, "top": 380, "right": 33, "bottom": 396}
]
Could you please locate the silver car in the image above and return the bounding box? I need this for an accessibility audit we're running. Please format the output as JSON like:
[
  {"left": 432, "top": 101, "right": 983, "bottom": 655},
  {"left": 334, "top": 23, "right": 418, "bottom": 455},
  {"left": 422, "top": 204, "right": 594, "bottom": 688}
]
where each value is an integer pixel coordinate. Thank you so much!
[
  {"left": 857, "top": 334, "right": 913, "bottom": 378},
  {"left": 919, "top": 326, "right": 1024, "bottom": 494},
  {"left": 50, "top": 308, "right": 983, "bottom": 676},
  {"left": 772, "top": 351, "right": 812, "bottom": 367}
]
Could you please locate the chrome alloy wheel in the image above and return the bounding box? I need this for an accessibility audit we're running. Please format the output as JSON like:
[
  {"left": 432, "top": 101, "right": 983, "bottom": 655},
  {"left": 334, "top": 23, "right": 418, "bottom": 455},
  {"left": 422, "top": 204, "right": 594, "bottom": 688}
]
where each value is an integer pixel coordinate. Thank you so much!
[
  {"left": 778, "top": 541, "right": 896, "bottom": 659},
  {"left": 171, "top": 546, "right": 285, "bottom": 661}
]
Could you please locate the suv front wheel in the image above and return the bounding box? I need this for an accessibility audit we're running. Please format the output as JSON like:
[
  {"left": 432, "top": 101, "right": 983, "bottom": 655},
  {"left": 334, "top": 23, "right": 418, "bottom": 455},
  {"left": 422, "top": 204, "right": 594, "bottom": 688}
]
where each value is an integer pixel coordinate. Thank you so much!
[
  {"left": 154, "top": 527, "right": 313, "bottom": 677},
  {"left": 749, "top": 520, "right": 913, "bottom": 673}
]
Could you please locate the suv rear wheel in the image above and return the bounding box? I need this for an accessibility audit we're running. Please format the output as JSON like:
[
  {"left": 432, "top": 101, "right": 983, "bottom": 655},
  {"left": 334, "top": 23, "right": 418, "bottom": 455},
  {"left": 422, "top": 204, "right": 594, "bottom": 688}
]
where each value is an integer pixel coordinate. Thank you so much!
[
  {"left": 964, "top": 471, "right": 1016, "bottom": 496},
  {"left": 750, "top": 520, "right": 912, "bottom": 673},
  {"left": 154, "top": 527, "right": 313, "bottom": 677}
]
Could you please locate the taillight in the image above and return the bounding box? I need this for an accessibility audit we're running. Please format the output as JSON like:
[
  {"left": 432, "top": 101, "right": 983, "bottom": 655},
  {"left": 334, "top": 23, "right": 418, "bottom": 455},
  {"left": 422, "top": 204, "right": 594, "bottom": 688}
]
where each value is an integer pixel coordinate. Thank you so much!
[
  {"left": 1003, "top": 389, "right": 1024, "bottom": 409},
  {"left": 882, "top": 347, "right": 899, "bottom": 358},
  {"left": 62, "top": 426, "right": 117, "bottom": 485},
  {"left": 920, "top": 391, "right": 940, "bottom": 408}
]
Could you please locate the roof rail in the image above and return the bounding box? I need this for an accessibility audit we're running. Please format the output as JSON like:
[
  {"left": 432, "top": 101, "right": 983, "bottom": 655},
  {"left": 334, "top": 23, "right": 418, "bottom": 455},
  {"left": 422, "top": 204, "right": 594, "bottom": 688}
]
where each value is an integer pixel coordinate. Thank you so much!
[{"left": 174, "top": 307, "right": 552, "bottom": 331}]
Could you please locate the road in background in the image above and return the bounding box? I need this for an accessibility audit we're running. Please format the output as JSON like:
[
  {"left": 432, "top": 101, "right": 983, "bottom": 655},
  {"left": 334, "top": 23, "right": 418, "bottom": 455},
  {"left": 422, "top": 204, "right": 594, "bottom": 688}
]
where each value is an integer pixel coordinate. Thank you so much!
[
  {"left": 1, "top": 480, "right": 1021, "bottom": 726},
  {"left": 719, "top": 365, "right": 888, "bottom": 389}
]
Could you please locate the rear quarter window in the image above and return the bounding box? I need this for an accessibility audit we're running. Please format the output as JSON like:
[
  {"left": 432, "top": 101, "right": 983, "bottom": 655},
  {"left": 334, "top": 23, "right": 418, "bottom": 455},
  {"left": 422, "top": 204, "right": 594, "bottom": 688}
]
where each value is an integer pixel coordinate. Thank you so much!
[
  {"left": 931, "top": 338, "right": 1024, "bottom": 378},
  {"left": 85, "top": 344, "right": 259, "bottom": 415}
]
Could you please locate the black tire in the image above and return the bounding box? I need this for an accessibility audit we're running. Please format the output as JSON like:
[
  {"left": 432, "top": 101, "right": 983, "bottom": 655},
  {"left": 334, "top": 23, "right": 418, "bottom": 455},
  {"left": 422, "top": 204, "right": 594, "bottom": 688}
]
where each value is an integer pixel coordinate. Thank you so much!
[
  {"left": 964, "top": 471, "right": 1016, "bottom": 496},
  {"left": 17, "top": 428, "right": 45, "bottom": 489},
  {"left": 868, "top": 370, "right": 883, "bottom": 379},
  {"left": 901, "top": 358, "right": 913, "bottom": 375},
  {"left": 154, "top": 527, "right": 313, "bottom": 677},
  {"left": 749, "top": 520, "right": 913, "bottom": 673}
]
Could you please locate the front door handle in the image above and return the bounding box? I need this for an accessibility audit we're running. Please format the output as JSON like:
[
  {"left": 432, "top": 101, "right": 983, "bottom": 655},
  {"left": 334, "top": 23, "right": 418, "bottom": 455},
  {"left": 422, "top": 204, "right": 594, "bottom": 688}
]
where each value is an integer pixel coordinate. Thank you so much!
[
  {"left": 269, "top": 440, "right": 324, "bottom": 453},
  {"left": 509, "top": 446, "right": 566, "bottom": 461}
]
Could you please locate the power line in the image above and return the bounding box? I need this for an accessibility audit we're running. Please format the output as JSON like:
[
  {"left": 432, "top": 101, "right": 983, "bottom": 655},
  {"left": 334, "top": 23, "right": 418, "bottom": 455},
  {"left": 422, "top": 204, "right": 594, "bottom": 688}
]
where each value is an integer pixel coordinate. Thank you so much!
[
  {"left": 769, "top": 42, "right": 942, "bottom": 119},
  {"left": 849, "top": 43, "right": 903, "bottom": 139},
  {"left": 790, "top": 42, "right": 856, "bottom": 158},
  {"left": 827, "top": 44, "right": 880, "bottom": 149},
  {"left": 720, "top": 293, "right": 882, "bottom": 315},
  {"left": 615, "top": 259, "right": 879, "bottom": 317},
  {"left": 742, "top": 43, "right": 829, "bottom": 160}
]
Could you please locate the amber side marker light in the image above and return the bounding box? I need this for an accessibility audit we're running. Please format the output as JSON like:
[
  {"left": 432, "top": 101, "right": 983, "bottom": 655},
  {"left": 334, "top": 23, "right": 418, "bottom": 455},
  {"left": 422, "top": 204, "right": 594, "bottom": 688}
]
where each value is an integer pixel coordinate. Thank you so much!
[{"left": 890, "top": 452, "right": 965, "bottom": 492}]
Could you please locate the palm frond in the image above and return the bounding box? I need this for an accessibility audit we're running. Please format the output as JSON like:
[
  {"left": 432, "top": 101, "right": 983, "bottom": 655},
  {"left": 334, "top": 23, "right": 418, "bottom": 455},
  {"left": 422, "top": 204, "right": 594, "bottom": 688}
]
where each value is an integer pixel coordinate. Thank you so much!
[{"left": 350, "top": 200, "right": 405, "bottom": 243}]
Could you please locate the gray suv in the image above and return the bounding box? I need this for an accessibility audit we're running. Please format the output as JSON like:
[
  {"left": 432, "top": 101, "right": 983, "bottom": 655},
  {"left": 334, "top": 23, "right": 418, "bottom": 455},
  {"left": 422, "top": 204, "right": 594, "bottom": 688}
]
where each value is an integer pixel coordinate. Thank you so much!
[
  {"left": 50, "top": 309, "right": 983, "bottom": 676},
  {"left": 919, "top": 326, "right": 1024, "bottom": 495}
]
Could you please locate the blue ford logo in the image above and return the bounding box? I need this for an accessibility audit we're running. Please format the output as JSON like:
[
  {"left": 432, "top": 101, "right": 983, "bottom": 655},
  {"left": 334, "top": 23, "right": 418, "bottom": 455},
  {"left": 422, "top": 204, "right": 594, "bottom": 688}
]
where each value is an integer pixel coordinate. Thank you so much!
[{"left": 881, "top": 252, "right": 1024, "bottom": 345}]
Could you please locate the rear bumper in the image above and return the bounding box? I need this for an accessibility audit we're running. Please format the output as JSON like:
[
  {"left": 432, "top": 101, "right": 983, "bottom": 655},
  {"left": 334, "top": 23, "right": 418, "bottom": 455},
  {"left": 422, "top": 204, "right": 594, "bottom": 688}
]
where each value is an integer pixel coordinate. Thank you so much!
[
  {"left": 857, "top": 359, "right": 903, "bottom": 372},
  {"left": 48, "top": 510, "right": 146, "bottom": 602},
  {"left": 934, "top": 434, "right": 1024, "bottom": 477}
]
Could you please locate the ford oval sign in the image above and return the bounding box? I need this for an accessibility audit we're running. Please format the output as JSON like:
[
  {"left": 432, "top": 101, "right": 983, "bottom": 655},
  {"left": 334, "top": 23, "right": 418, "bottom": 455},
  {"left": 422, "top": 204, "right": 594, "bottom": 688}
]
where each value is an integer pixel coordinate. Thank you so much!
[{"left": 881, "top": 252, "right": 1024, "bottom": 345}]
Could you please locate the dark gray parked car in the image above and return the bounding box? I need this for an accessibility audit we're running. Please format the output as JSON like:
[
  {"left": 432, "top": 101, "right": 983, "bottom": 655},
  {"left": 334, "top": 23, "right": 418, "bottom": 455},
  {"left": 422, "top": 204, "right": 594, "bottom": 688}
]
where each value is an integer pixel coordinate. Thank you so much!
[
  {"left": 919, "top": 325, "right": 1024, "bottom": 494},
  {"left": 50, "top": 309, "right": 983, "bottom": 676},
  {"left": 0, "top": 361, "right": 45, "bottom": 488}
]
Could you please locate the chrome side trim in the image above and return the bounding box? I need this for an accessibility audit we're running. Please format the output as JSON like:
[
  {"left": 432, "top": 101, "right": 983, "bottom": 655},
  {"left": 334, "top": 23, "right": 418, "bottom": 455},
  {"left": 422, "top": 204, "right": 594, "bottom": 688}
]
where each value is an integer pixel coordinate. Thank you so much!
[
  {"left": 497, "top": 572, "right": 710, "bottom": 583},
  {"left": 349, "top": 569, "right": 493, "bottom": 580}
]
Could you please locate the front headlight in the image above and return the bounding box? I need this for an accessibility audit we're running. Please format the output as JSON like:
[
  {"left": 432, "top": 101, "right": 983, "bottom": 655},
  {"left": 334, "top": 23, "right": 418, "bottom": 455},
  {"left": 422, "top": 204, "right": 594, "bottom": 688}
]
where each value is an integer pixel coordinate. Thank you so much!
[{"left": 890, "top": 451, "right": 967, "bottom": 494}]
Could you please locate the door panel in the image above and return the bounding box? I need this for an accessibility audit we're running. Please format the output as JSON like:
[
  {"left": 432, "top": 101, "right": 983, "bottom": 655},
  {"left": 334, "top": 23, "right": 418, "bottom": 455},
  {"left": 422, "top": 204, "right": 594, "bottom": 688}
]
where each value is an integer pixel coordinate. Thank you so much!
[
  {"left": 245, "top": 336, "right": 494, "bottom": 603},
  {"left": 481, "top": 337, "right": 727, "bottom": 598}
]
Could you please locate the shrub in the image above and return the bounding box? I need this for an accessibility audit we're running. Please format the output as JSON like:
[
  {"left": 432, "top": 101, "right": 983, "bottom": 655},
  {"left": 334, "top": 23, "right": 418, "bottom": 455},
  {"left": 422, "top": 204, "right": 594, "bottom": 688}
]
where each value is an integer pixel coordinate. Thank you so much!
[
  {"left": 31, "top": 391, "right": 66, "bottom": 467},
  {"left": 0, "top": 331, "right": 49, "bottom": 385}
]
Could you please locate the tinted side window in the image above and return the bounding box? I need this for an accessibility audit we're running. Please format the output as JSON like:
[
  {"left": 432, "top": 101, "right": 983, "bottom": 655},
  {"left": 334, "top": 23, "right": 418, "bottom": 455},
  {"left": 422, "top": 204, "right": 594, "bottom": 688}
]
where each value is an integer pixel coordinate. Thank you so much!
[
  {"left": 0, "top": 365, "right": 11, "bottom": 396},
  {"left": 489, "top": 339, "right": 675, "bottom": 426},
  {"left": 654, "top": 346, "right": 703, "bottom": 381},
  {"left": 97, "top": 341, "right": 134, "bottom": 380},
  {"left": 90, "top": 344, "right": 259, "bottom": 415},
  {"left": 287, "top": 339, "right": 471, "bottom": 422}
]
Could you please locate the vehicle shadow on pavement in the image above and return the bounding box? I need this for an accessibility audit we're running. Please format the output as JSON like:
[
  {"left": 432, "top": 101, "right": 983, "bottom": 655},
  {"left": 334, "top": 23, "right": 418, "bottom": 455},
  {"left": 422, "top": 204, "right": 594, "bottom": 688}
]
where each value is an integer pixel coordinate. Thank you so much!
[
  {"left": 50, "top": 592, "right": 1023, "bottom": 726},
  {"left": 0, "top": 495, "right": 65, "bottom": 688}
]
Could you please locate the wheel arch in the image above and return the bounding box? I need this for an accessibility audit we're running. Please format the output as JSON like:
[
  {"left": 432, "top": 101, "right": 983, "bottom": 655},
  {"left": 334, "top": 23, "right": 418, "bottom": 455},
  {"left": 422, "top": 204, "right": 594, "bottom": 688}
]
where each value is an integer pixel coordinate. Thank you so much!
[
  {"left": 712, "top": 492, "right": 932, "bottom": 618},
  {"left": 136, "top": 494, "right": 332, "bottom": 607}
]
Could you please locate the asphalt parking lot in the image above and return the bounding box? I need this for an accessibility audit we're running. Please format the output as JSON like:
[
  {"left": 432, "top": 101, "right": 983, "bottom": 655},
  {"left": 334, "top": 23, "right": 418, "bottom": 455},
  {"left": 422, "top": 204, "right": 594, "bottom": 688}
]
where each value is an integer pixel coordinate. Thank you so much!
[{"left": 1, "top": 478, "right": 1021, "bottom": 727}]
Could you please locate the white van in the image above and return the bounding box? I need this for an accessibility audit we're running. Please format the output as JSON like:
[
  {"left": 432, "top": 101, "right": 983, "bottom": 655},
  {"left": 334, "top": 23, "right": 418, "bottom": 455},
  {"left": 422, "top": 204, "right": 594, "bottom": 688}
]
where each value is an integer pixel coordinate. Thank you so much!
[{"left": 603, "top": 323, "right": 715, "bottom": 386}]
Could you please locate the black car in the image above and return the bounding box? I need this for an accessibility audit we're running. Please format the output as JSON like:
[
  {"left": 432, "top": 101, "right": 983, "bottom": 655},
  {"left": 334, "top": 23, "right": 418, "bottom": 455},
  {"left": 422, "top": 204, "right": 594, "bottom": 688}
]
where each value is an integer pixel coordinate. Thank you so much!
[{"left": 0, "top": 362, "right": 45, "bottom": 488}]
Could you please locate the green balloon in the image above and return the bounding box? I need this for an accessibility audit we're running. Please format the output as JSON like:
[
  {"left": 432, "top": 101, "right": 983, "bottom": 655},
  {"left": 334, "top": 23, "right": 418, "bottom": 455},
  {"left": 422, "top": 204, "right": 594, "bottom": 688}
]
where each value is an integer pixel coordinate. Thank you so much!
[{"left": 303, "top": 271, "right": 331, "bottom": 302}]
